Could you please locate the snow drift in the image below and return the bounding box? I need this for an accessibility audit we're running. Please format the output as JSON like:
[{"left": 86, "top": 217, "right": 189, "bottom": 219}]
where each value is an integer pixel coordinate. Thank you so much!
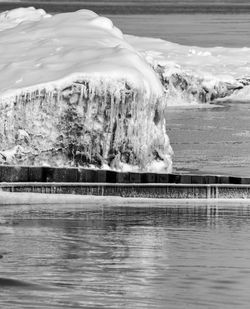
[{"left": 0, "top": 7, "right": 172, "bottom": 172}]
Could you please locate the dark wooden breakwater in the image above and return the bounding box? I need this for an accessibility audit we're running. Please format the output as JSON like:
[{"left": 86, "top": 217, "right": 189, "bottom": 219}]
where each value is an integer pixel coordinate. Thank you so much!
[{"left": 1, "top": 165, "right": 250, "bottom": 199}]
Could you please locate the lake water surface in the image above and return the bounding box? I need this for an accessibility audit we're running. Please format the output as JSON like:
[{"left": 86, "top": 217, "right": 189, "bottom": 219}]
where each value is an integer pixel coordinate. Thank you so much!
[
  {"left": 166, "top": 101, "right": 250, "bottom": 177},
  {"left": 2, "top": 4, "right": 250, "bottom": 47},
  {"left": 1, "top": 202, "right": 250, "bottom": 308},
  {"left": 108, "top": 14, "right": 250, "bottom": 47}
]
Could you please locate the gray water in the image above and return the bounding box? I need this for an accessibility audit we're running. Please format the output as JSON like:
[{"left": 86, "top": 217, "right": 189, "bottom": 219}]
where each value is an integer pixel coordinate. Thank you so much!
[
  {"left": 2, "top": 4, "right": 250, "bottom": 47},
  {"left": 108, "top": 14, "right": 250, "bottom": 47},
  {"left": 166, "top": 101, "right": 250, "bottom": 177},
  {"left": 3, "top": 2, "right": 250, "bottom": 15},
  {"left": 1, "top": 202, "right": 250, "bottom": 308}
]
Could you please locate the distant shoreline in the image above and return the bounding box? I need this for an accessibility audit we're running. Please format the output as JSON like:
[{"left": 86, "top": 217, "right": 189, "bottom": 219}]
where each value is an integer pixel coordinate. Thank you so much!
[{"left": 2, "top": 2, "right": 250, "bottom": 14}]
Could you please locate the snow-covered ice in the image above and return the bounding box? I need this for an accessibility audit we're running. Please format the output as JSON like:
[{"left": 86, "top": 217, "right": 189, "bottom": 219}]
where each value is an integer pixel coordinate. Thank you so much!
[
  {"left": 0, "top": 7, "right": 250, "bottom": 171},
  {"left": 0, "top": 7, "right": 171, "bottom": 172},
  {"left": 0, "top": 8, "right": 162, "bottom": 98},
  {"left": 127, "top": 35, "right": 250, "bottom": 105}
]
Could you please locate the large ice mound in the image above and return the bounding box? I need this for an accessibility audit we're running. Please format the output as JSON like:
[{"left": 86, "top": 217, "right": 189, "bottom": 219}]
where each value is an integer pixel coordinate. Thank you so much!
[{"left": 0, "top": 8, "right": 172, "bottom": 172}]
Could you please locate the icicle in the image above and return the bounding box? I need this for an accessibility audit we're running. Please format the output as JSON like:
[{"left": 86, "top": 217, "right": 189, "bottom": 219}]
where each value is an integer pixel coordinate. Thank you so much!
[{"left": 79, "top": 84, "right": 84, "bottom": 103}]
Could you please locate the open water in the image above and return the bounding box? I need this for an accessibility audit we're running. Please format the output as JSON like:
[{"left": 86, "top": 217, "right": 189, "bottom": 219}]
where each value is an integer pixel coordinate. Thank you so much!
[
  {"left": 108, "top": 14, "right": 250, "bottom": 47},
  {"left": 1, "top": 3, "right": 250, "bottom": 47},
  {"left": 166, "top": 101, "right": 250, "bottom": 177},
  {"left": 1, "top": 202, "right": 250, "bottom": 308}
]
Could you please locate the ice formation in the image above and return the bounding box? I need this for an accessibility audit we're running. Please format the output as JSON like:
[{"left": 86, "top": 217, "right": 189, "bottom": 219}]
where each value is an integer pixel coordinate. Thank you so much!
[
  {"left": 1, "top": 8, "right": 250, "bottom": 171},
  {"left": 0, "top": 8, "right": 172, "bottom": 172},
  {"left": 127, "top": 35, "right": 250, "bottom": 105}
]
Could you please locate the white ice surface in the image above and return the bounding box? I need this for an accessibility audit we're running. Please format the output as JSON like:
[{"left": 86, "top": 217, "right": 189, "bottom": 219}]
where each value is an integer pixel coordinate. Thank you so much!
[
  {"left": 127, "top": 34, "right": 250, "bottom": 80},
  {"left": 0, "top": 8, "right": 163, "bottom": 100},
  {"left": 0, "top": 7, "right": 50, "bottom": 31}
]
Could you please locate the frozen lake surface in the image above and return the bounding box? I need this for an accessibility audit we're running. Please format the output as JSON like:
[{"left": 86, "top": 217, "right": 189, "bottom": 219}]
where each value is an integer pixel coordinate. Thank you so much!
[{"left": 1, "top": 202, "right": 250, "bottom": 308}]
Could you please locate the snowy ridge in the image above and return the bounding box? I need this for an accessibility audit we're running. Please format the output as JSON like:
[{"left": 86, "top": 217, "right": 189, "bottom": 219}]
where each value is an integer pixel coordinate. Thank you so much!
[{"left": 127, "top": 35, "right": 250, "bottom": 105}]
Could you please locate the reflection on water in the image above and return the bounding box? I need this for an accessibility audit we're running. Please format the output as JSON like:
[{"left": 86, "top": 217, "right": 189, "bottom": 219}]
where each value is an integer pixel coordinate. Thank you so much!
[{"left": 1, "top": 202, "right": 250, "bottom": 308}]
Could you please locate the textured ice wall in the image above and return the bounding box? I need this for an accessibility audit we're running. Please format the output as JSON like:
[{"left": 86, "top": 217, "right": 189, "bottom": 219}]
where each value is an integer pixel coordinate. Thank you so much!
[
  {"left": 0, "top": 79, "right": 172, "bottom": 171},
  {"left": 0, "top": 8, "right": 172, "bottom": 172},
  {"left": 152, "top": 62, "right": 246, "bottom": 106}
]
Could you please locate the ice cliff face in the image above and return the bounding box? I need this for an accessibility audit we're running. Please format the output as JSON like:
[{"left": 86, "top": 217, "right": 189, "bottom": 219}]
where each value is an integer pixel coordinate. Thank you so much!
[
  {"left": 0, "top": 8, "right": 172, "bottom": 172},
  {"left": 0, "top": 79, "right": 172, "bottom": 171}
]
